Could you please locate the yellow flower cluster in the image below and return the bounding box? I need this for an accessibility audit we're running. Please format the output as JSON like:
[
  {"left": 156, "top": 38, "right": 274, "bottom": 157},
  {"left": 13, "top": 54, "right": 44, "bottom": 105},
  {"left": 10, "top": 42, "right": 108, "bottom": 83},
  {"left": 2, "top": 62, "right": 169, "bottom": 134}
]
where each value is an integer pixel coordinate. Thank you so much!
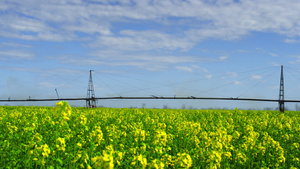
[
  {"left": 31, "top": 144, "right": 51, "bottom": 166},
  {"left": 131, "top": 154, "right": 147, "bottom": 168},
  {"left": 56, "top": 137, "right": 66, "bottom": 152},
  {"left": 92, "top": 145, "right": 115, "bottom": 169},
  {"left": 1, "top": 101, "right": 300, "bottom": 168},
  {"left": 175, "top": 153, "right": 193, "bottom": 168}
]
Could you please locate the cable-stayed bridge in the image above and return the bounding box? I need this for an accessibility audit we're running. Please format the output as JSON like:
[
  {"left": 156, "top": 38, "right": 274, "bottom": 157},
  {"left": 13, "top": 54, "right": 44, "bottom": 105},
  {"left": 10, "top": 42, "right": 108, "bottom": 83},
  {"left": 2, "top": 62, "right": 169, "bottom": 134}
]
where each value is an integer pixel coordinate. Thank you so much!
[
  {"left": 2, "top": 65, "right": 300, "bottom": 112},
  {"left": 2, "top": 96, "right": 300, "bottom": 103}
]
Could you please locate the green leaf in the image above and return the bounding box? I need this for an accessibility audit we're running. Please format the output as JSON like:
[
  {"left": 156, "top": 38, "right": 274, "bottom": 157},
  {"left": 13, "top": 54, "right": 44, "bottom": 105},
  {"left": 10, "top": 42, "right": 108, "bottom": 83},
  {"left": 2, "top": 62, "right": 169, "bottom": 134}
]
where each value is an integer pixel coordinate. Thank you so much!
[
  {"left": 56, "top": 158, "right": 63, "bottom": 166},
  {"left": 47, "top": 166, "right": 55, "bottom": 169}
]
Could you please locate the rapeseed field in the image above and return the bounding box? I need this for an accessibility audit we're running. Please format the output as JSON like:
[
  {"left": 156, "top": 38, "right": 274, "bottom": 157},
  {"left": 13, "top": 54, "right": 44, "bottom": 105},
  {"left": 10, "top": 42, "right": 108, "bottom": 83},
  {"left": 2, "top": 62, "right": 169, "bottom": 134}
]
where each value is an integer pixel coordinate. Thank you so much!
[{"left": 0, "top": 101, "right": 299, "bottom": 168}]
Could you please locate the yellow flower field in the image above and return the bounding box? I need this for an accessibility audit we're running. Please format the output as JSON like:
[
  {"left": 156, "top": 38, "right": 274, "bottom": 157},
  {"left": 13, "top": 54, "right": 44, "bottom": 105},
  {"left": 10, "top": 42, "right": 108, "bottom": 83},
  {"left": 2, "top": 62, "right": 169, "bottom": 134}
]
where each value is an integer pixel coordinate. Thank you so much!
[{"left": 0, "top": 101, "right": 300, "bottom": 168}]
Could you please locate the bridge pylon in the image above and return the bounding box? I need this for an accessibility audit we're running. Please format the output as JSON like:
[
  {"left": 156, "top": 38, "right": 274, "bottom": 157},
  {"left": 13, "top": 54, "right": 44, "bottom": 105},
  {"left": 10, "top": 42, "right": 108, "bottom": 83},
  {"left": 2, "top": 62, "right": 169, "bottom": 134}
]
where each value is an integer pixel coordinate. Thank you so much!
[
  {"left": 86, "top": 70, "right": 96, "bottom": 108},
  {"left": 279, "top": 65, "right": 284, "bottom": 112}
]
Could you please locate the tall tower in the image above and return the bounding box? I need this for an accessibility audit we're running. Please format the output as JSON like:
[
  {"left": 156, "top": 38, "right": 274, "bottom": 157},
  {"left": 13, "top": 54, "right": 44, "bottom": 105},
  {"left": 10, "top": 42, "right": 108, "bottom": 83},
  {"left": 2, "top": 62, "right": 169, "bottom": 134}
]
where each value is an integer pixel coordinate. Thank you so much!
[
  {"left": 279, "top": 65, "right": 284, "bottom": 112},
  {"left": 86, "top": 70, "right": 96, "bottom": 108}
]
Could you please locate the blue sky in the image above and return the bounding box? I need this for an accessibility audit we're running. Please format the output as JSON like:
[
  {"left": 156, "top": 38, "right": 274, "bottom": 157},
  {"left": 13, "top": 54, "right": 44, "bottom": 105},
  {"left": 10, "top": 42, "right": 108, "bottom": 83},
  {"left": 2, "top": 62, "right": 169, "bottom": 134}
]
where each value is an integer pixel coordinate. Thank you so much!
[{"left": 1, "top": 0, "right": 300, "bottom": 109}]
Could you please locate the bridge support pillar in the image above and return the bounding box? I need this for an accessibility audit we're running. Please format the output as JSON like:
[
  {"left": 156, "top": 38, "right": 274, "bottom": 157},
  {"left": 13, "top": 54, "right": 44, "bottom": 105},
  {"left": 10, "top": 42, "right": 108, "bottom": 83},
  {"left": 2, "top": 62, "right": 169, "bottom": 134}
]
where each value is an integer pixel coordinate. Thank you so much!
[
  {"left": 279, "top": 65, "right": 284, "bottom": 112},
  {"left": 86, "top": 70, "right": 96, "bottom": 108}
]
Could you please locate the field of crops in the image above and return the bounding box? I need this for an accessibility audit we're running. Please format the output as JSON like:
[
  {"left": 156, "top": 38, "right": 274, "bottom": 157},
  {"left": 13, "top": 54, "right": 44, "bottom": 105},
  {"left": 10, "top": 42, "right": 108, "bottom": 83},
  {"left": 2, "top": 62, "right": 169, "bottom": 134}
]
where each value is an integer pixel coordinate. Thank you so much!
[{"left": 1, "top": 101, "right": 300, "bottom": 168}]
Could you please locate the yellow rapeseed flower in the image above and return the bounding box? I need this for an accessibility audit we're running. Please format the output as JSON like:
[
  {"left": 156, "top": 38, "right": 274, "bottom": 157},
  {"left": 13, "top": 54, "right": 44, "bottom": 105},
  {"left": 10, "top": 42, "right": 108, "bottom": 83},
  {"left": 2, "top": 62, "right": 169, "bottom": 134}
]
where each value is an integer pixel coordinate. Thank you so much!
[
  {"left": 136, "top": 154, "right": 147, "bottom": 169},
  {"left": 150, "top": 159, "right": 165, "bottom": 169},
  {"left": 56, "top": 137, "right": 66, "bottom": 152},
  {"left": 56, "top": 101, "right": 64, "bottom": 107},
  {"left": 175, "top": 153, "right": 192, "bottom": 168},
  {"left": 41, "top": 144, "right": 51, "bottom": 158}
]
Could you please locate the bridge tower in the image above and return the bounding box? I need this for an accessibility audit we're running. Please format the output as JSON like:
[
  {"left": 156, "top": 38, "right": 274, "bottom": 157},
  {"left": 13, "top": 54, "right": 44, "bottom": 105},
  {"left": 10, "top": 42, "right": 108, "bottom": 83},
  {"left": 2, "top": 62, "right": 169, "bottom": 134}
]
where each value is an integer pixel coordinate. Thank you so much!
[
  {"left": 86, "top": 70, "right": 96, "bottom": 108},
  {"left": 279, "top": 65, "right": 284, "bottom": 112}
]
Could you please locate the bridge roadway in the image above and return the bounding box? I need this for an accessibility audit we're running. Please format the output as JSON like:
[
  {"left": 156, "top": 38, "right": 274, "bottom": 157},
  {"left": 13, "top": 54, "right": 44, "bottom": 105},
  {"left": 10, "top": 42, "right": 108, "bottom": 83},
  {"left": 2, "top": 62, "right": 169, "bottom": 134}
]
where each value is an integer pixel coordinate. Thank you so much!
[{"left": 1, "top": 96, "right": 300, "bottom": 103}]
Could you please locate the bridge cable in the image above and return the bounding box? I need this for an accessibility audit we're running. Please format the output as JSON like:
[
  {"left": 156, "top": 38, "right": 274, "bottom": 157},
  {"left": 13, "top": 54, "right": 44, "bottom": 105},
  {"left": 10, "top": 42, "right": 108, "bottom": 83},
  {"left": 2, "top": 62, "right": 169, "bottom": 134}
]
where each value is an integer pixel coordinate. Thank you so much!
[
  {"left": 31, "top": 71, "right": 87, "bottom": 99},
  {"left": 192, "top": 66, "right": 278, "bottom": 97},
  {"left": 93, "top": 72, "right": 122, "bottom": 97},
  {"left": 94, "top": 72, "right": 159, "bottom": 96},
  {"left": 236, "top": 68, "right": 278, "bottom": 98},
  {"left": 96, "top": 66, "right": 278, "bottom": 97}
]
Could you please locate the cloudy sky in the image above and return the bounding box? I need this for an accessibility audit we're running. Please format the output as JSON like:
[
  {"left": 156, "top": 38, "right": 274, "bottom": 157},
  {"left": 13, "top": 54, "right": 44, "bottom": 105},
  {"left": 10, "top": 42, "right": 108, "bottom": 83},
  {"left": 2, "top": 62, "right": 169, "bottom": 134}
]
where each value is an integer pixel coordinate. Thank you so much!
[{"left": 1, "top": 0, "right": 300, "bottom": 109}]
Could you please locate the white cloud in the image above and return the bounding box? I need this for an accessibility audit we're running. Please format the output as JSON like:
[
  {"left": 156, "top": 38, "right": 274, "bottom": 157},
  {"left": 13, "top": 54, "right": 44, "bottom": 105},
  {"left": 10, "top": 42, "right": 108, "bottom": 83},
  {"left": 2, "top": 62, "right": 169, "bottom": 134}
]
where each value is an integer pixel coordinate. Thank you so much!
[
  {"left": 56, "top": 50, "right": 227, "bottom": 71},
  {"left": 289, "top": 55, "right": 300, "bottom": 64},
  {"left": 179, "top": 64, "right": 213, "bottom": 78},
  {"left": 176, "top": 66, "right": 193, "bottom": 72},
  {"left": 0, "top": 42, "right": 31, "bottom": 48},
  {"left": 205, "top": 74, "right": 212, "bottom": 79},
  {"left": 62, "top": 20, "right": 112, "bottom": 35},
  {"left": 0, "top": 14, "right": 74, "bottom": 41},
  {"left": 284, "top": 39, "right": 299, "bottom": 44},
  {"left": 0, "top": 66, "right": 39, "bottom": 72},
  {"left": 1, "top": 0, "right": 300, "bottom": 44},
  {"left": 251, "top": 75, "right": 262, "bottom": 80},
  {"left": 41, "top": 68, "right": 86, "bottom": 77},
  {"left": 0, "top": 42, "right": 34, "bottom": 61},
  {"left": 194, "top": 65, "right": 209, "bottom": 73},
  {"left": 1, "top": 0, "right": 300, "bottom": 72},
  {"left": 175, "top": 65, "right": 209, "bottom": 73},
  {"left": 256, "top": 48, "right": 278, "bottom": 57},
  {"left": 224, "top": 72, "right": 238, "bottom": 78},
  {"left": 90, "top": 30, "right": 194, "bottom": 52},
  {"left": 237, "top": 49, "right": 249, "bottom": 53},
  {"left": 219, "top": 56, "right": 228, "bottom": 61},
  {"left": 234, "top": 81, "right": 241, "bottom": 85},
  {"left": 270, "top": 62, "right": 281, "bottom": 67},
  {"left": 0, "top": 50, "right": 35, "bottom": 60}
]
